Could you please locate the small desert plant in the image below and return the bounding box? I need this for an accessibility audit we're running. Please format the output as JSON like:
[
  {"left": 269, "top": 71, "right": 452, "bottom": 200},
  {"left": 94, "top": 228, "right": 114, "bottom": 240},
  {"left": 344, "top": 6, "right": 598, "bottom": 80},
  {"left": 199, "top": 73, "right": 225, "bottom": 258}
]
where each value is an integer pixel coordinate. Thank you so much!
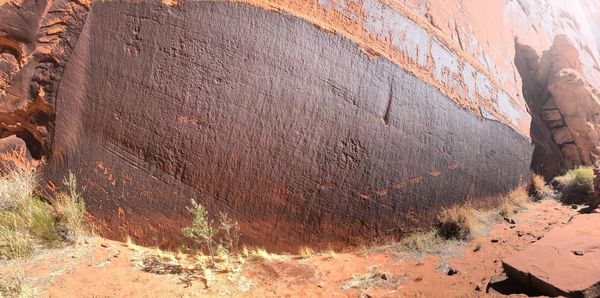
[
  {"left": 0, "top": 222, "right": 33, "bottom": 260},
  {"left": 242, "top": 246, "right": 273, "bottom": 262},
  {"left": 342, "top": 266, "right": 400, "bottom": 292},
  {"left": 298, "top": 246, "right": 315, "bottom": 259},
  {"left": 54, "top": 172, "right": 86, "bottom": 244},
  {"left": 499, "top": 187, "right": 530, "bottom": 217},
  {"left": 182, "top": 199, "right": 240, "bottom": 265},
  {"left": 0, "top": 151, "right": 86, "bottom": 260},
  {"left": 0, "top": 150, "right": 59, "bottom": 259},
  {"left": 436, "top": 205, "right": 476, "bottom": 240},
  {"left": 553, "top": 167, "right": 595, "bottom": 204},
  {"left": 0, "top": 266, "right": 37, "bottom": 298},
  {"left": 322, "top": 249, "right": 337, "bottom": 260},
  {"left": 530, "top": 175, "right": 555, "bottom": 201},
  {"left": 0, "top": 149, "right": 37, "bottom": 212},
  {"left": 0, "top": 196, "right": 61, "bottom": 260},
  {"left": 399, "top": 230, "right": 445, "bottom": 253}
]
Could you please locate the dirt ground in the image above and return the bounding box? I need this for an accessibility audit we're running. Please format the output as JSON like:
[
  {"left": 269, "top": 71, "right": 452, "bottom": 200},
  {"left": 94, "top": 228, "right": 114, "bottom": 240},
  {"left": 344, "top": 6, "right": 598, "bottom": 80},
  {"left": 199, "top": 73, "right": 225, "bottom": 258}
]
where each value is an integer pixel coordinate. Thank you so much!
[{"left": 1, "top": 198, "right": 591, "bottom": 297}]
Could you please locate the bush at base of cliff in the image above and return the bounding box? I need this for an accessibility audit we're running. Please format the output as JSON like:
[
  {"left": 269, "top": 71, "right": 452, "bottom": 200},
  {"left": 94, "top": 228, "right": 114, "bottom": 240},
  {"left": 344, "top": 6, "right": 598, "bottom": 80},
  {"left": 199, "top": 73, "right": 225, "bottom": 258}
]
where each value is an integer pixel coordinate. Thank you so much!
[
  {"left": 0, "top": 150, "right": 87, "bottom": 261},
  {"left": 436, "top": 206, "right": 477, "bottom": 241},
  {"left": 553, "top": 167, "right": 595, "bottom": 204},
  {"left": 530, "top": 175, "right": 556, "bottom": 201},
  {"left": 181, "top": 199, "right": 240, "bottom": 267}
]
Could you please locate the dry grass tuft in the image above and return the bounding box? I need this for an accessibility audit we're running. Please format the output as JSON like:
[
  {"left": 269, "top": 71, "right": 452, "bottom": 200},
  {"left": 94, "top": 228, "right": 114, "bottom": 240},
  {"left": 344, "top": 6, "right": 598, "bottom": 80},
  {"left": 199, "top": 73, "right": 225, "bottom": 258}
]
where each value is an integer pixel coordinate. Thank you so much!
[
  {"left": 436, "top": 205, "right": 477, "bottom": 240},
  {"left": 322, "top": 249, "right": 337, "bottom": 260},
  {"left": 399, "top": 230, "right": 446, "bottom": 253},
  {"left": 342, "top": 266, "right": 402, "bottom": 292},
  {"left": 0, "top": 148, "right": 38, "bottom": 212},
  {"left": 53, "top": 172, "right": 86, "bottom": 244},
  {"left": 499, "top": 187, "right": 530, "bottom": 217},
  {"left": 530, "top": 175, "right": 556, "bottom": 201},
  {"left": 0, "top": 150, "right": 87, "bottom": 260},
  {"left": 243, "top": 247, "right": 273, "bottom": 262},
  {"left": 0, "top": 263, "right": 37, "bottom": 298},
  {"left": 553, "top": 167, "right": 595, "bottom": 204},
  {"left": 297, "top": 247, "right": 315, "bottom": 259}
]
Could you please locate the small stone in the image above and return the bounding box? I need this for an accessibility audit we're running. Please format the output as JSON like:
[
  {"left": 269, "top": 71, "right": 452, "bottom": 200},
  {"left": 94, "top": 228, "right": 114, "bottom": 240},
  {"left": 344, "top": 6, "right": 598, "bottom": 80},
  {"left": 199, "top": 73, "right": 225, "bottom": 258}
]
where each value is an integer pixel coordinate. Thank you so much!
[
  {"left": 572, "top": 250, "right": 584, "bottom": 256},
  {"left": 503, "top": 217, "right": 516, "bottom": 224},
  {"left": 572, "top": 204, "right": 578, "bottom": 209},
  {"left": 447, "top": 267, "right": 458, "bottom": 276},
  {"left": 491, "top": 239, "right": 499, "bottom": 243},
  {"left": 100, "top": 243, "right": 108, "bottom": 248},
  {"left": 517, "top": 231, "right": 524, "bottom": 237}
]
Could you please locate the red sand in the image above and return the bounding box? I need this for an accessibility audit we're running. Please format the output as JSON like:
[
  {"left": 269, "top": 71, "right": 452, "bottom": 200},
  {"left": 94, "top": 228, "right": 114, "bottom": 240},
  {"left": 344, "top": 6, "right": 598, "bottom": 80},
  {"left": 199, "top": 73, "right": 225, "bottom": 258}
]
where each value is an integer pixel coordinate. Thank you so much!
[{"left": 1, "top": 199, "right": 585, "bottom": 297}]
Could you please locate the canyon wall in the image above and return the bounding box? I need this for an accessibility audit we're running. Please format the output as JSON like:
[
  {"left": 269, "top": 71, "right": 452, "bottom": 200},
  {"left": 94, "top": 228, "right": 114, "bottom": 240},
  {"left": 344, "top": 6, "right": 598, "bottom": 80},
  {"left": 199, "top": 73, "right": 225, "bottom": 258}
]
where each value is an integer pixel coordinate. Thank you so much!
[{"left": 0, "top": 0, "right": 599, "bottom": 250}]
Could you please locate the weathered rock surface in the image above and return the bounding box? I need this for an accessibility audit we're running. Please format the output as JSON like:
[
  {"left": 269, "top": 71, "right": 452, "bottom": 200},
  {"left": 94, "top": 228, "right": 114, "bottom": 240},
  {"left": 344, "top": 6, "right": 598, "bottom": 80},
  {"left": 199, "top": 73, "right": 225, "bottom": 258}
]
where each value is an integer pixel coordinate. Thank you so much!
[
  {"left": 516, "top": 35, "right": 600, "bottom": 177},
  {"left": 503, "top": 214, "right": 600, "bottom": 297},
  {"left": 0, "top": 0, "right": 599, "bottom": 249}
]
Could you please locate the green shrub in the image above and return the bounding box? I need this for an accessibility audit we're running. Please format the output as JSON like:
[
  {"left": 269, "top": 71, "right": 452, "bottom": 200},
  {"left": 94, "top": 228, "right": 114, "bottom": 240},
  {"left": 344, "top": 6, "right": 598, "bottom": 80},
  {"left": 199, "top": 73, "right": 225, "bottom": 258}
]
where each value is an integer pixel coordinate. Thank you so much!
[
  {"left": 553, "top": 167, "right": 594, "bottom": 204},
  {"left": 182, "top": 199, "right": 240, "bottom": 265},
  {"left": 0, "top": 196, "right": 61, "bottom": 260},
  {"left": 0, "top": 163, "right": 86, "bottom": 260}
]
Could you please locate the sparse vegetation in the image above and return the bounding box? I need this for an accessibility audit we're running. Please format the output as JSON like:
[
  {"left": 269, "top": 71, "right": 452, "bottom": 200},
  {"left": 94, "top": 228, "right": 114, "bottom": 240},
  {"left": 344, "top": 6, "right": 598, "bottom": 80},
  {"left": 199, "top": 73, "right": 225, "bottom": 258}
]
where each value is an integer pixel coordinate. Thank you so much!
[
  {"left": 322, "top": 249, "right": 337, "bottom": 260},
  {"left": 530, "top": 175, "right": 556, "bottom": 201},
  {"left": 242, "top": 247, "right": 273, "bottom": 262},
  {"left": 342, "top": 266, "right": 402, "bottom": 292},
  {"left": 0, "top": 267, "right": 37, "bottom": 298},
  {"left": 181, "top": 199, "right": 240, "bottom": 266},
  {"left": 0, "top": 149, "right": 87, "bottom": 261},
  {"left": 399, "top": 230, "right": 445, "bottom": 253},
  {"left": 298, "top": 246, "right": 315, "bottom": 259},
  {"left": 498, "top": 187, "right": 530, "bottom": 217},
  {"left": 54, "top": 172, "right": 87, "bottom": 244},
  {"left": 553, "top": 167, "right": 595, "bottom": 204},
  {"left": 436, "top": 205, "right": 477, "bottom": 240}
]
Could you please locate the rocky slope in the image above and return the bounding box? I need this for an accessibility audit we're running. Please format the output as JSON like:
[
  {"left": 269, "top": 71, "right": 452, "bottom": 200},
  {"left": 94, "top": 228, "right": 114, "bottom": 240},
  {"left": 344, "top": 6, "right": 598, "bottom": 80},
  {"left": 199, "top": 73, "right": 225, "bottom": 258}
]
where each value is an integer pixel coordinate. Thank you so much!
[{"left": 0, "top": 0, "right": 599, "bottom": 250}]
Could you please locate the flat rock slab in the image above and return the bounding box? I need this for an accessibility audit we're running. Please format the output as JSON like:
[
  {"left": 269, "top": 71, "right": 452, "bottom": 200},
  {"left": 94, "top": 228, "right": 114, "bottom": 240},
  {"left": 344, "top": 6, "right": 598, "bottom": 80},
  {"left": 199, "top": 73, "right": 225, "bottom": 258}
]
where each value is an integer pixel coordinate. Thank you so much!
[{"left": 503, "top": 213, "right": 600, "bottom": 297}]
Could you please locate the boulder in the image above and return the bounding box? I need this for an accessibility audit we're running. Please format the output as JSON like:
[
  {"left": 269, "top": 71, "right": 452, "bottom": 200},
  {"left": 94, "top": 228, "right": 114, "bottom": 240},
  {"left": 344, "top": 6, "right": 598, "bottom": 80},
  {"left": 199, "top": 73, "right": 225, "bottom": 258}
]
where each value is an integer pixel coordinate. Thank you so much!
[{"left": 503, "top": 214, "right": 600, "bottom": 297}]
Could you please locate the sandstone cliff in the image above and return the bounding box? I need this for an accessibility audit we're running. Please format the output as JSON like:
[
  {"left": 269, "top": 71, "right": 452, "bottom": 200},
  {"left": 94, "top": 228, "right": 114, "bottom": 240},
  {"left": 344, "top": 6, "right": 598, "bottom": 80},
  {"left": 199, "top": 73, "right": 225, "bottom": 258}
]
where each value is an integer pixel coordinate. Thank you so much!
[{"left": 0, "top": 0, "right": 599, "bottom": 250}]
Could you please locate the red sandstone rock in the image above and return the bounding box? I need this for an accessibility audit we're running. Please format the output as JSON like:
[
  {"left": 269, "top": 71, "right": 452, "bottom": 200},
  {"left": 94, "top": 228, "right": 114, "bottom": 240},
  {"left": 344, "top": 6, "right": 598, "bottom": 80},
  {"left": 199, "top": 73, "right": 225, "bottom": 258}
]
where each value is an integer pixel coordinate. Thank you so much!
[
  {"left": 503, "top": 214, "right": 600, "bottom": 297},
  {"left": 517, "top": 35, "right": 600, "bottom": 174},
  {"left": 0, "top": 0, "right": 599, "bottom": 249}
]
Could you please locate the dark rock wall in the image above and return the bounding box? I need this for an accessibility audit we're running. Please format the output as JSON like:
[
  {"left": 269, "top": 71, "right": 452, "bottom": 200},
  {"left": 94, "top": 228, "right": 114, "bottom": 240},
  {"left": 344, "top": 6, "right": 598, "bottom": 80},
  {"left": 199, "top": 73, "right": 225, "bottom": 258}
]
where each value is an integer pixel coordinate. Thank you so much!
[{"left": 45, "top": 1, "right": 532, "bottom": 250}]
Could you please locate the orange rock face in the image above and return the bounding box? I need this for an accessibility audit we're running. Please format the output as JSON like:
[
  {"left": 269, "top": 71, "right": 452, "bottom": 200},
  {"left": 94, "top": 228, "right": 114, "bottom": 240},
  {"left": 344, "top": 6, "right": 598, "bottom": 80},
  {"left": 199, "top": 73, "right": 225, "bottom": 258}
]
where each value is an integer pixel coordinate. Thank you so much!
[{"left": 518, "top": 35, "right": 600, "bottom": 175}]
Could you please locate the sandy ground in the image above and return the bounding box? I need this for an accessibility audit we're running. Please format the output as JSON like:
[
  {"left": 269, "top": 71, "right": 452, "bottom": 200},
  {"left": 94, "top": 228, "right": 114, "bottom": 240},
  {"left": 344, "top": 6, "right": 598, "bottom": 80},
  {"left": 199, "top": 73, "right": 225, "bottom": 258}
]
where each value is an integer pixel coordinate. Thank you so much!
[{"left": 1, "top": 198, "right": 590, "bottom": 297}]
